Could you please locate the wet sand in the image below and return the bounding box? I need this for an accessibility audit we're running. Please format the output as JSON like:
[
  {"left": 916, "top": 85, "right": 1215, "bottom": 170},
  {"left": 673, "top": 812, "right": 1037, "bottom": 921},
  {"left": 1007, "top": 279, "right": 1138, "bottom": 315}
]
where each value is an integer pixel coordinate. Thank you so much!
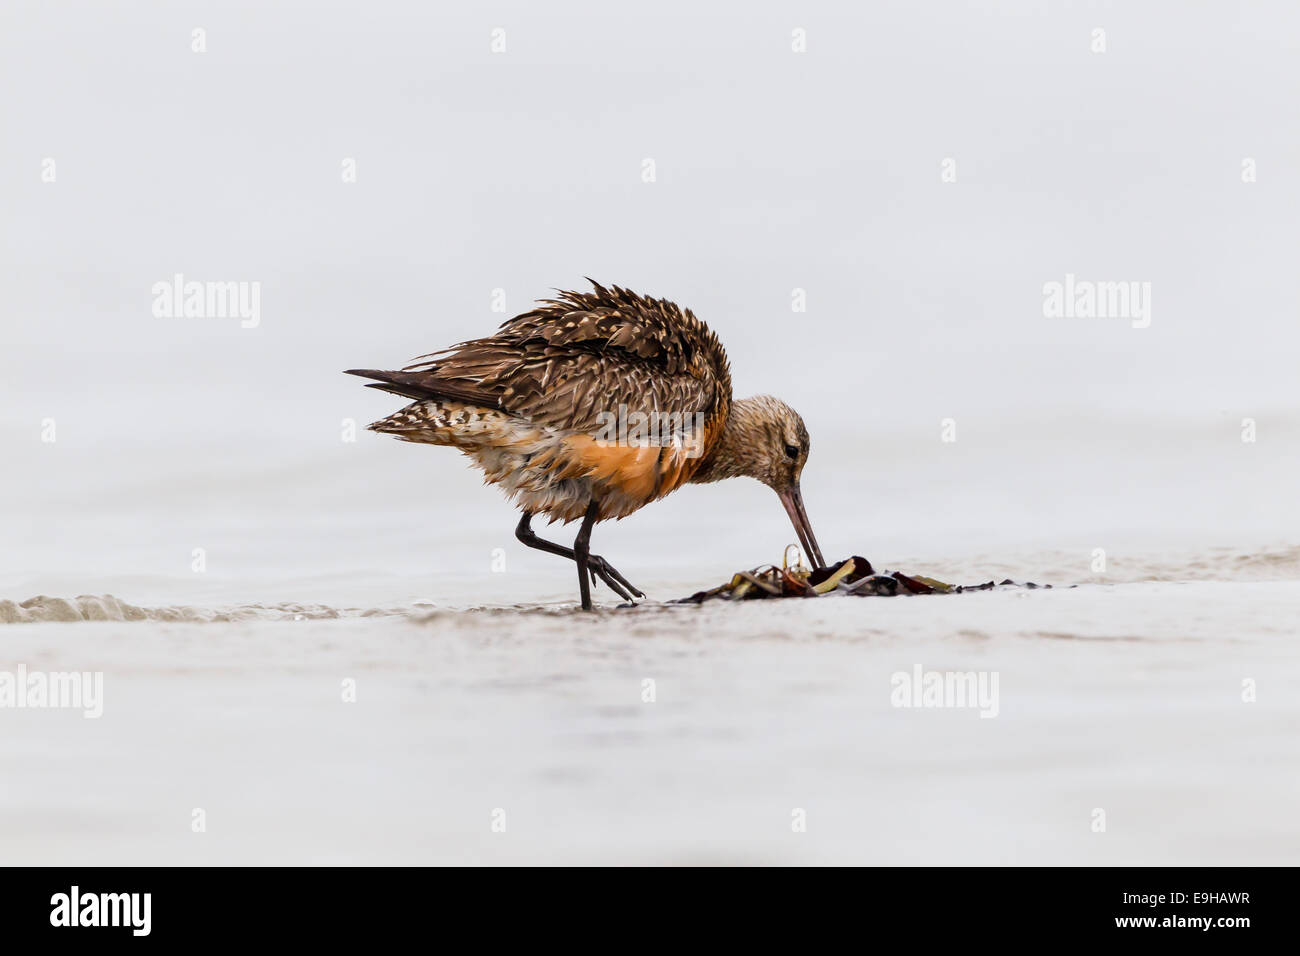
[{"left": 3, "top": 564, "right": 1297, "bottom": 865}]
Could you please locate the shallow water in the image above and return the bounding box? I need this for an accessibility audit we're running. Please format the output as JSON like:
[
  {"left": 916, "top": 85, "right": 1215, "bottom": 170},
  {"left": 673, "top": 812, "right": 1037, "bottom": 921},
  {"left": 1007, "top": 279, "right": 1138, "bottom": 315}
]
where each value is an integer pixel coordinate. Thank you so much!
[{"left": 2, "top": 577, "right": 1297, "bottom": 865}]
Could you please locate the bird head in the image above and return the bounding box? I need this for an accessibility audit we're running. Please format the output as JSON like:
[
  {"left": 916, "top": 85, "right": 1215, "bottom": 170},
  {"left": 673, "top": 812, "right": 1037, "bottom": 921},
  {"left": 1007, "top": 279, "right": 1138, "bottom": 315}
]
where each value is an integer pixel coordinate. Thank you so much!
[{"left": 699, "top": 395, "right": 826, "bottom": 568}]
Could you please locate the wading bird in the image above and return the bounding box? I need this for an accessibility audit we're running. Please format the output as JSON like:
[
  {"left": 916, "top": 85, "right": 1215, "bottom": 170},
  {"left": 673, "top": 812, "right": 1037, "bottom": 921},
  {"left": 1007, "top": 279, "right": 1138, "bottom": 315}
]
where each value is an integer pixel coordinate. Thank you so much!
[{"left": 346, "top": 281, "right": 823, "bottom": 610}]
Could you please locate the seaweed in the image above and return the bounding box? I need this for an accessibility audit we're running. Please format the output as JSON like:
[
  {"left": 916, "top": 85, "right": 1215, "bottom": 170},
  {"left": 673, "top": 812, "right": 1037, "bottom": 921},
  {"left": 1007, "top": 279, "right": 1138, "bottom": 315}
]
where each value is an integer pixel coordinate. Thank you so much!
[{"left": 674, "top": 548, "right": 1053, "bottom": 603}]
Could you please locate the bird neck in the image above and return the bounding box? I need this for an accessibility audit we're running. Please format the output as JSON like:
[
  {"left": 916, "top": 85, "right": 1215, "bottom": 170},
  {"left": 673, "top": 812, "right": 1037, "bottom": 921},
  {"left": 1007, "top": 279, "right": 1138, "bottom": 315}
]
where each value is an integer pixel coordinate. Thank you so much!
[{"left": 689, "top": 397, "right": 766, "bottom": 484}]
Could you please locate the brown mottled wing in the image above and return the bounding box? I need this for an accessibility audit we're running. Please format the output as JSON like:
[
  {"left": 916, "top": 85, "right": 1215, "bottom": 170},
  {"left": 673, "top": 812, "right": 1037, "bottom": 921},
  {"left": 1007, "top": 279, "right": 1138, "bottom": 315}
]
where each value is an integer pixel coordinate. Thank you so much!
[{"left": 401, "top": 281, "right": 733, "bottom": 434}]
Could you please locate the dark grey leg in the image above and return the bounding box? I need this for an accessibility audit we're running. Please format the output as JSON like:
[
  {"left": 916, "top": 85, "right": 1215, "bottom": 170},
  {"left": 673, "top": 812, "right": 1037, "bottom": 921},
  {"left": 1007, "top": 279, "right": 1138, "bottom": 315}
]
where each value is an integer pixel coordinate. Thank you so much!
[
  {"left": 573, "top": 502, "right": 599, "bottom": 610},
  {"left": 514, "top": 511, "right": 643, "bottom": 602}
]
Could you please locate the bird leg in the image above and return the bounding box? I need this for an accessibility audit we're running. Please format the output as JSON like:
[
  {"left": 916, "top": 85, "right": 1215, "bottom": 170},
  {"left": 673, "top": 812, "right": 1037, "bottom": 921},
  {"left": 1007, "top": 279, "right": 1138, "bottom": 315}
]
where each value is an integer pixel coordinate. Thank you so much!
[
  {"left": 514, "top": 511, "right": 644, "bottom": 604},
  {"left": 573, "top": 502, "right": 598, "bottom": 610}
]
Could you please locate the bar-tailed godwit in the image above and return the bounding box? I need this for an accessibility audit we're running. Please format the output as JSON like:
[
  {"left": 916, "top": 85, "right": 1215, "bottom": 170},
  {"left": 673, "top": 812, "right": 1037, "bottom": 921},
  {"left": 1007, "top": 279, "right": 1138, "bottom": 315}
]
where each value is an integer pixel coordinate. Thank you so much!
[{"left": 346, "top": 281, "right": 823, "bottom": 609}]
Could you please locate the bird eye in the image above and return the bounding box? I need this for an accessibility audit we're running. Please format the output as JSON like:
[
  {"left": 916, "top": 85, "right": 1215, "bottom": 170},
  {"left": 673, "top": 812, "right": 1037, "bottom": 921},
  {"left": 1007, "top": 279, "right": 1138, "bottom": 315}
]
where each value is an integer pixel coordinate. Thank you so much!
[{"left": 784, "top": 444, "right": 799, "bottom": 460}]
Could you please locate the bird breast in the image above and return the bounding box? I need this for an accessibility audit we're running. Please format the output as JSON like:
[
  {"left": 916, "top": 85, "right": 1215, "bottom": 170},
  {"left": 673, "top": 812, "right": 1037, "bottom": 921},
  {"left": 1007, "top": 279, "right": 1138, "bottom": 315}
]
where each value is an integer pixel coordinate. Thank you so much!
[{"left": 370, "top": 398, "right": 714, "bottom": 523}]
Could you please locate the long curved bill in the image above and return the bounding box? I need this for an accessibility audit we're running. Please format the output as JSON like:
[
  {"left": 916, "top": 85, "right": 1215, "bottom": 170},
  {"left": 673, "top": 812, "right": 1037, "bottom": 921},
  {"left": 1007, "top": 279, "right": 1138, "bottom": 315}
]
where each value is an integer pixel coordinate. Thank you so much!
[{"left": 778, "top": 484, "right": 825, "bottom": 569}]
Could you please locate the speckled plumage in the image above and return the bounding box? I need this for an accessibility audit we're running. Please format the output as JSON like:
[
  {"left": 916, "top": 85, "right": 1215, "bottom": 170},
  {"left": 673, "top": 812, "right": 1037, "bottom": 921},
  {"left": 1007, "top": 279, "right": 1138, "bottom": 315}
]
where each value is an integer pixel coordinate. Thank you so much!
[
  {"left": 346, "top": 280, "right": 824, "bottom": 605},
  {"left": 350, "top": 281, "right": 735, "bottom": 523}
]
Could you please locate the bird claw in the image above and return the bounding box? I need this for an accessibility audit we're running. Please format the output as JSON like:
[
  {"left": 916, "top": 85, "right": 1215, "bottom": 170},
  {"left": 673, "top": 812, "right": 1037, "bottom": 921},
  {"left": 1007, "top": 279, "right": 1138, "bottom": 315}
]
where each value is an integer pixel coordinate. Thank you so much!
[{"left": 588, "top": 555, "right": 645, "bottom": 602}]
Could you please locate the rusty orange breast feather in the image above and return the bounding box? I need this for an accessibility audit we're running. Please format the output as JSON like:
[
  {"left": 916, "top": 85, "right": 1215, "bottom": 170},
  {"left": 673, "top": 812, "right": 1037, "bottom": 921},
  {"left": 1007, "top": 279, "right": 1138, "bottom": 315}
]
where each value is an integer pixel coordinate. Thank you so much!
[{"left": 557, "top": 412, "right": 724, "bottom": 519}]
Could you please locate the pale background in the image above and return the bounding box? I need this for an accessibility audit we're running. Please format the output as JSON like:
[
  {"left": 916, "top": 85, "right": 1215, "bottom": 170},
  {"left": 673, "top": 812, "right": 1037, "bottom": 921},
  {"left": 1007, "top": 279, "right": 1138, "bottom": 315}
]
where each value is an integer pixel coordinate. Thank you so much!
[{"left": 2, "top": 1, "right": 1297, "bottom": 866}]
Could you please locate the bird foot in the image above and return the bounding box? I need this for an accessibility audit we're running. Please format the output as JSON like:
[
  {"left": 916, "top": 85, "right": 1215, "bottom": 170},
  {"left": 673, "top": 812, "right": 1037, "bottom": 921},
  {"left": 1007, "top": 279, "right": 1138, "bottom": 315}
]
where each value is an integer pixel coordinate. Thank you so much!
[{"left": 587, "top": 555, "right": 645, "bottom": 603}]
